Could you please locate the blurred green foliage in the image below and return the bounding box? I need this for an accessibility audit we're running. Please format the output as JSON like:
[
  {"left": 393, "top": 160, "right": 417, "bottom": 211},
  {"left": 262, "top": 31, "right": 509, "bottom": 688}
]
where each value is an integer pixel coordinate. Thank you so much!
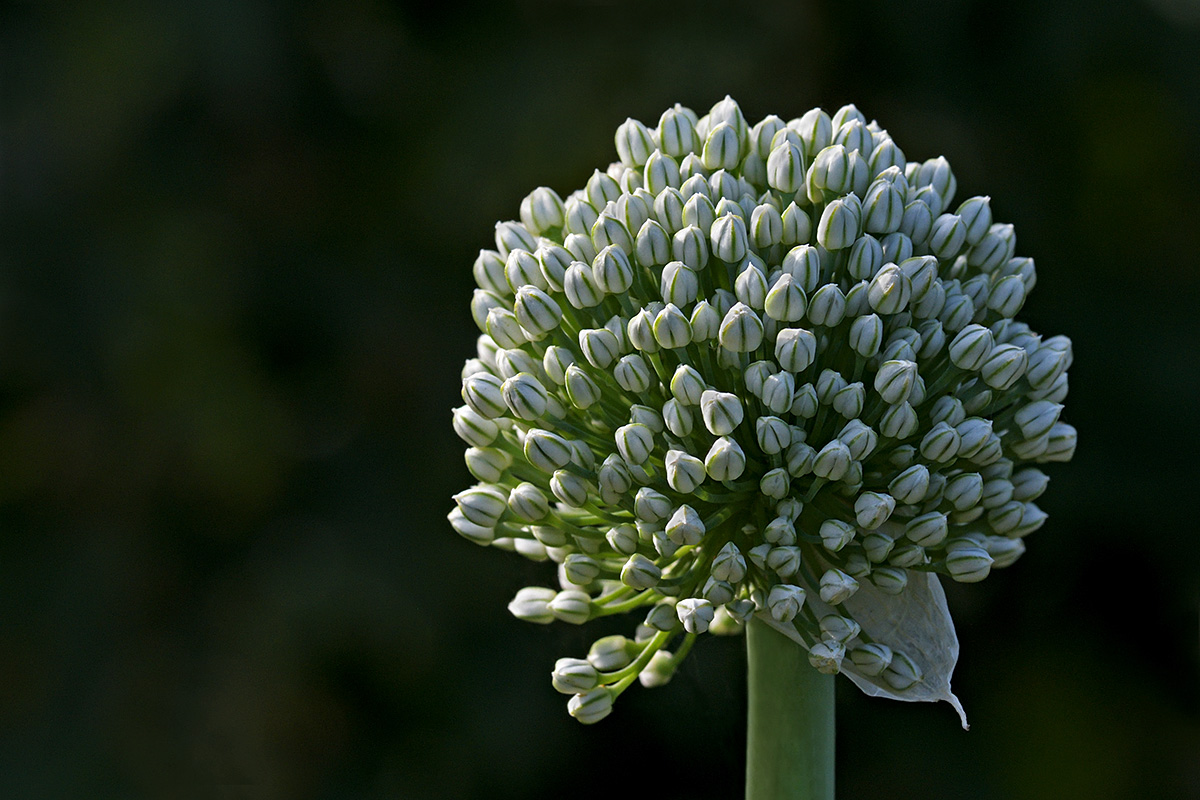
[{"left": 0, "top": 0, "right": 1197, "bottom": 797}]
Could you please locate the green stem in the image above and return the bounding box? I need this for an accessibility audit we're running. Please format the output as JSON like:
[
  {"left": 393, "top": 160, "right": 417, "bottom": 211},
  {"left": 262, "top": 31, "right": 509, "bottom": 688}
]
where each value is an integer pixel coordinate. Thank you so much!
[{"left": 745, "top": 617, "right": 835, "bottom": 800}]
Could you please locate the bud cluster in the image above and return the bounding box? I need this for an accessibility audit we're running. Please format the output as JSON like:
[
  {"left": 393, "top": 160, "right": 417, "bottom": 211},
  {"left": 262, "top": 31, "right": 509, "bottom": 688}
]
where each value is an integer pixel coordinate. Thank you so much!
[{"left": 451, "top": 97, "right": 1075, "bottom": 723}]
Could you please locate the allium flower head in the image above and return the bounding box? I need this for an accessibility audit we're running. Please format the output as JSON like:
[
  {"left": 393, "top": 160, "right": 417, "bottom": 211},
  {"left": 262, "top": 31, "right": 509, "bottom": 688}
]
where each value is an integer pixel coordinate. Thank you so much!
[{"left": 451, "top": 97, "right": 1075, "bottom": 726}]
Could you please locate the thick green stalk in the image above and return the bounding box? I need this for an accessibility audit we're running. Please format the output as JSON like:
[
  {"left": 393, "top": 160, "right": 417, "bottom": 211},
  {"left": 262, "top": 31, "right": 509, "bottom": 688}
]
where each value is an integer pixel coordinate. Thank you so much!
[{"left": 745, "top": 617, "right": 835, "bottom": 800}]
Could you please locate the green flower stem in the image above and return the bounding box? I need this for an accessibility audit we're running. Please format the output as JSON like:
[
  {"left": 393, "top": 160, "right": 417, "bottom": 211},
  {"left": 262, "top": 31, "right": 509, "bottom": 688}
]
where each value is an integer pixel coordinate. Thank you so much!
[{"left": 745, "top": 616, "right": 834, "bottom": 800}]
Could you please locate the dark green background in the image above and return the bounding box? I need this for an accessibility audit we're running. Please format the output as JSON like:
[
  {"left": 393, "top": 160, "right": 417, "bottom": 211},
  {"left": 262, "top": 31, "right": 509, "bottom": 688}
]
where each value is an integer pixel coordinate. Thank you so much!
[{"left": 1, "top": 0, "right": 1197, "bottom": 797}]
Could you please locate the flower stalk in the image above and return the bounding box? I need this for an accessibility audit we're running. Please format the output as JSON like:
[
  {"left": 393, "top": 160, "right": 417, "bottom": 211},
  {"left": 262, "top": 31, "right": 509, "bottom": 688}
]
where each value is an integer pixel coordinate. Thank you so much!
[{"left": 746, "top": 617, "right": 834, "bottom": 800}]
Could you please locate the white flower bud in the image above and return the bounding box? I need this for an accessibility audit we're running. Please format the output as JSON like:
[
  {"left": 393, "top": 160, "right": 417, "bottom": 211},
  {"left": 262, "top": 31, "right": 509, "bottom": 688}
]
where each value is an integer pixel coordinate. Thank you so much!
[
  {"left": 630, "top": 488, "right": 668, "bottom": 525},
  {"left": 882, "top": 651, "right": 922, "bottom": 691},
  {"left": 621, "top": 553, "right": 662, "bottom": 589},
  {"left": 461, "top": 372, "right": 506, "bottom": 419},
  {"left": 660, "top": 260, "right": 700, "bottom": 306},
  {"left": 470, "top": 289, "right": 506, "bottom": 334},
  {"left": 583, "top": 635, "right": 631, "bottom": 672},
  {"left": 552, "top": 657, "right": 599, "bottom": 695},
  {"left": 506, "top": 249, "right": 547, "bottom": 295},
  {"left": 986, "top": 535, "right": 1026, "bottom": 569},
  {"left": 717, "top": 302, "right": 764, "bottom": 353},
  {"left": 808, "top": 640, "right": 845, "bottom": 674},
  {"left": 761, "top": 371, "right": 795, "bottom": 415},
  {"left": 702, "top": 121, "right": 742, "bottom": 171},
  {"left": 654, "top": 187, "right": 686, "bottom": 233},
  {"left": 766, "top": 545, "right": 802, "bottom": 578},
  {"left": 495, "top": 221, "right": 537, "bottom": 258},
  {"left": 615, "top": 117, "right": 654, "bottom": 168},
  {"left": 848, "top": 313, "right": 883, "bottom": 358},
  {"left": 951, "top": 195, "right": 990, "bottom": 246},
  {"left": 763, "top": 273, "right": 807, "bottom": 323},
  {"left": 879, "top": 401, "right": 919, "bottom": 439},
  {"left": 523, "top": 428, "right": 573, "bottom": 473},
  {"left": 453, "top": 485, "right": 508, "bottom": 528},
  {"left": 711, "top": 542, "right": 747, "bottom": 583},
  {"left": 1011, "top": 467, "right": 1049, "bottom": 501},
  {"left": 724, "top": 598, "right": 757, "bottom": 626},
  {"left": 751, "top": 115, "right": 788, "bottom": 156},
  {"left": 447, "top": 506, "right": 495, "bottom": 546},
  {"left": 702, "top": 576, "right": 736, "bottom": 607},
  {"left": 780, "top": 203, "right": 812, "bottom": 246},
  {"left": 675, "top": 597, "right": 714, "bottom": 634},
  {"left": 849, "top": 643, "right": 893, "bottom": 676},
  {"left": 867, "top": 263, "right": 912, "bottom": 315},
  {"left": 880, "top": 231, "right": 913, "bottom": 264},
  {"left": 463, "top": 443, "right": 511, "bottom": 482},
  {"left": 761, "top": 139, "right": 805, "bottom": 194},
  {"left": 500, "top": 372, "right": 548, "bottom": 420},
  {"left": 550, "top": 469, "right": 591, "bottom": 508},
  {"left": 807, "top": 143, "right": 852, "bottom": 203},
  {"left": 871, "top": 565, "right": 908, "bottom": 595},
  {"left": 819, "top": 519, "right": 856, "bottom": 553},
  {"left": 832, "top": 382, "right": 865, "bottom": 419},
  {"left": 656, "top": 104, "right": 699, "bottom": 157},
  {"left": 666, "top": 504, "right": 706, "bottom": 545},
  {"left": 568, "top": 687, "right": 614, "bottom": 725},
  {"left": 946, "top": 546, "right": 993, "bottom": 583},
  {"left": 672, "top": 224, "right": 710, "bottom": 270},
  {"left": 980, "top": 343, "right": 1028, "bottom": 390},
  {"left": 712, "top": 212, "right": 749, "bottom": 263},
  {"left": 968, "top": 223, "right": 1016, "bottom": 273},
  {"left": 759, "top": 468, "right": 791, "bottom": 500},
  {"left": 661, "top": 365, "right": 704, "bottom": 408},
  {"left": 863, "top": 179, "right": 905, "bottom": 234},
  {"left": 642, "top": 150, "right": 681, "bottom": 197},
  {"left": 874, "top": 360, "right": 918, "bottom": 404},
  {"left": 637, "top": 649, "right": 679, "bottom": 687},
  {"left": 508, "top": 586, "right": 557, "bottom": 624},
  {"left": 764, "top": 516, "right": 797, "bottom": 546},
  {"left": 558, "top": 364, "right": 597, "bottom": 410},
  {"left": 656, "top": 400, "right": 690, "bottom": 440},
  {"left": 550, "top": 589, "right": 593, "bottom": 625},
  {"left": 807, "top": 283, "right": 847, "bottom": 327},
  {"left": 683, "top": 193, "right": 716, "bottom": 236},
  {"left": 889, "top": 464, "right": 930, "bottom": 504},
  {"left": 819, "top": 614, "right": 862, "bottom": 643},
  {"left": 589, "top": 245, "right": 632, "bottom": 296},
  {"left": 635, "top": 218, "right": 671, "bottom": 267},
  {"left": 755, "top": 415, "right": 792, "bottom": 455},
  {"left": 638, "top": 602, "right": 676, "bottom": 634},
  {"left": 700, "top": 389, "right": 745, "bottom": 435},
  {"left": 747, "top": 205, "right": 783, "bottom": 253},
  {"left": 613, "top": 354, "right": 654, "bottom": 394},
  {"left": 900, "top": 255, "right": 939, "bottom": 302},
  {"left": 813, "top": 440, "right": 852, "bottom": 480},
  {"left": 838, "top": 419, "right": 877, "bottom": 461},
  {"left": 507, "top": 482, "right": 550, "bottom": 522},
  {"left": 1010, "top": 502, "right": 1049, "bottom": 538},
  {"left": 780, "top": 244, "right": 821, "bottom": 293},
  {"left": 785, "top": 440, "right": 816, "bottom": 477},
  {"left": 774, "top": 327, "right": 817, "bottom": 373},
  {"left": 452, "top": 405, "right": 499, "bottom": 449},
  {"left": 601, "top": 523, "right": 637, "bottom": 555},
  {"left": 855, "top": 491, "right": 896, "bottom": 530},
  {"left": 705, "top": 436, "right": 746, "bottom": 481},
  {"left": 767, "top": 584, "right": 807, "bottom": 623},
  {"left": 817, "top": 195, "right": 863, "bottom": 251},
  {"left": 577, "top": 329, "right": 620, "bottom": 371},
  {"left": 735, "top": 262, "right": 770, "bottom": 310},
  {"left": 920, "top": 421, "right": 962, "bottom": 463}
]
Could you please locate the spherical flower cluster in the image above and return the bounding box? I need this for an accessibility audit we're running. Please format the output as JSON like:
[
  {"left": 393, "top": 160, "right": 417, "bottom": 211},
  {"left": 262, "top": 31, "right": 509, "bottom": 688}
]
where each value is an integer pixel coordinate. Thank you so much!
[{"left": 450, "top": 97, "right": 1076, "bottom": 724}]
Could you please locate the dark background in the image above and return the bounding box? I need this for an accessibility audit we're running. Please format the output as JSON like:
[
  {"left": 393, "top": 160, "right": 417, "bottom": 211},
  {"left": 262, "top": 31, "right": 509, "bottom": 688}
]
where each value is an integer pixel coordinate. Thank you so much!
[{"left": 1, "top": 0, "right": 1197, "bottom": 797}]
